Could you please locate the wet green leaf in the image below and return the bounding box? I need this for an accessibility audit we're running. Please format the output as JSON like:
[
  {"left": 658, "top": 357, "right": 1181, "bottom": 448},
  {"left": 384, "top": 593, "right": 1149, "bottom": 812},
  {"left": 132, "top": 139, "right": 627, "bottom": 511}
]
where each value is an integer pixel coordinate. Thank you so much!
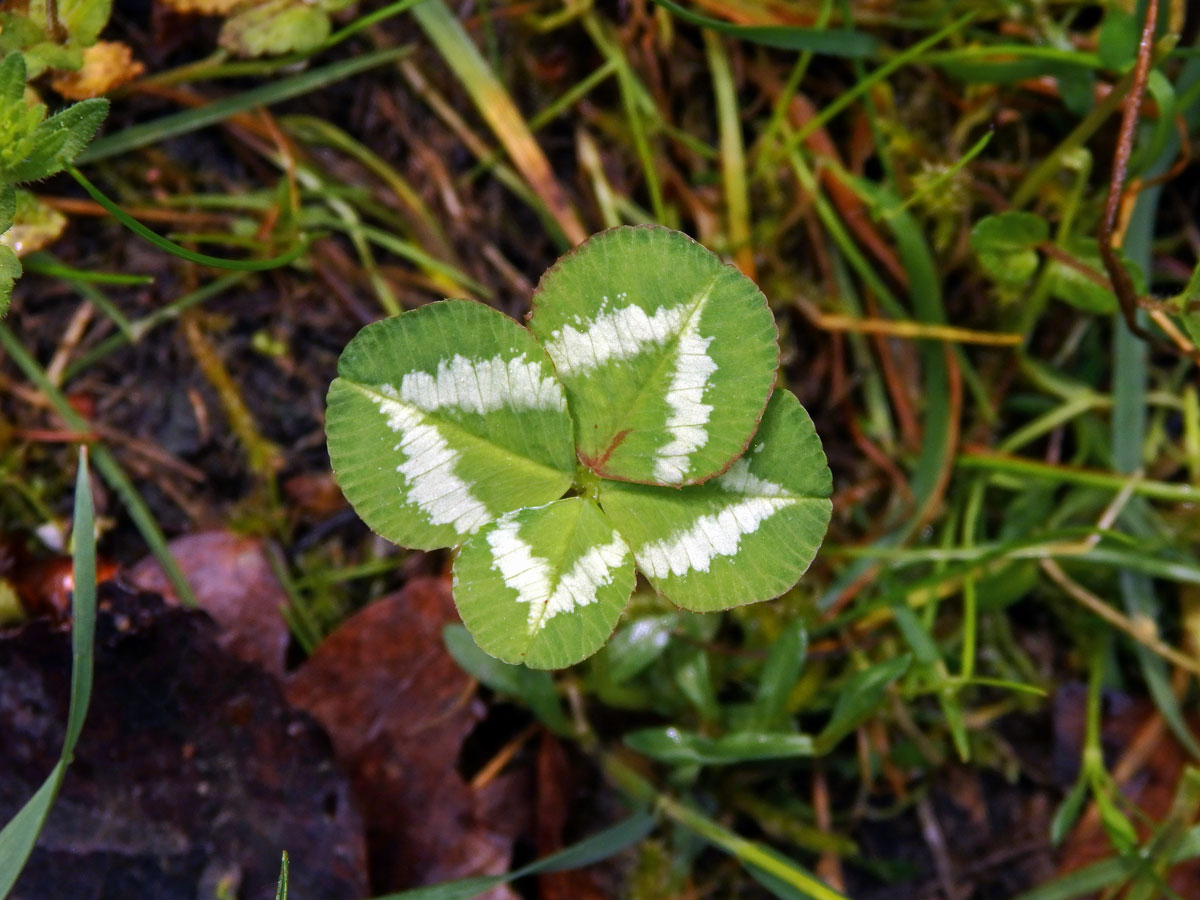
[
  {"left": 1046, "top": 237, "right": 1143, "bottom": 315},
  {"left": 815, "top": 654, "right": 911, "bottom": 752},
  {"left": 6, "top": 97, "right": 108, "bottom": 182},
  {"left": 1098, "top": 8, "right": 1139, "bottom": 72},
  {"left": 749, "top": 619, "right": 807, "bottom": 731},
  {"left": 0, "top": 244, "right": 19, "bottom": 314},
  {"left": 969, "top": 211, "right": 1048, "bottom": 287},
  {"left": 599, "top": 613, "right": 679, "bottom": 684},
  {"left": 453, "top": 497, "right": 635, "bottom": 669},
  {"left": 327, "top": 300, "right": 576, "bottom": 550},
  {"left": 600, "top": 390, "right": 831, "bottom": 611},
  {"left": 625, "top": 726, "right": 815, "bottom": 765},
  {"left": 529, "top": 225, "right": 778, "bottom": 486}
]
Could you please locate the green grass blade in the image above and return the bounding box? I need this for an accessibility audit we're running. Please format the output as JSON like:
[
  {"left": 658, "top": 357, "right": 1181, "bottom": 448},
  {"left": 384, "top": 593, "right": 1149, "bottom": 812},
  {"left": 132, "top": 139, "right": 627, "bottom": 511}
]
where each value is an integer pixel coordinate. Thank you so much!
[
  {"left": 63, "top": 273, "right": 247, "bottom": 381},
  {"left": 604, "top": 754, "right": 849, "bottom": 900},
  {"left": 76, "top": 47, "right": 413, "bottom": 164},
  {"left": 22, "top": 254, "right": 153, "bottom": 285},
  {"left": 0, "top": 448, "right": 97, "bottom": 898},
  {"left": 651, "top": 0, "right": 875, "bottom": 58},
  {"left": 274, "top": 852, "right": 289, "bottom": 900},
  {"left": 64, "top": 451, "right": 97, "bottom": 751},
  {"left": 370, "top": 812, "right": 655, "bottom": 900},
  {"left": 705, "top": 31, "right": 752, "bottom": 272},
  {"left": 782, "top": 13, "right": 974, "bottom": 157},
  {"left": 1011, "top": 823, "right": 1200, "bottom": 900},
  {"left": 0, "top": 763, "right": 68, "bottom": 900},
  {"left": 1110, "top": 62, "right": 1200, "bottom": 758},
  {"left": 411, "top": 0, "right": 586, "bottom": 245},
  {"left": 67, "top": 167, "right": 311, "bottom": 272},
  {"left": 625, "top": 727, "right": 815, "bottom": 765}
]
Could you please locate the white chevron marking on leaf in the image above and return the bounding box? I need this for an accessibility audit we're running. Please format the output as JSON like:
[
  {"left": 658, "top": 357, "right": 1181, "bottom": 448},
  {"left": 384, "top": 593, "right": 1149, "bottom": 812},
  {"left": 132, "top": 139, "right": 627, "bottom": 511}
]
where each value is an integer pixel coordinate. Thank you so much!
[
  {"left": 373, "top": 386, "right": 491, "bottom": 535},
  {"left": 542, "top": 300, "right": 686, "bottom": 376},
  {"left": 399, "top": 353, "right": 565, "bottom": 414},
  {"left": 653, "top": 296, "right": 717, "bottom": 482},
  {"left": 716, "top": 457, "right": 786, "bottom": 496},
  {"left": 636, "top": 497, "right": 795, "bottom": 578},
  {"left": 488, "top": 516, "right": 628, "bottom": 633}
]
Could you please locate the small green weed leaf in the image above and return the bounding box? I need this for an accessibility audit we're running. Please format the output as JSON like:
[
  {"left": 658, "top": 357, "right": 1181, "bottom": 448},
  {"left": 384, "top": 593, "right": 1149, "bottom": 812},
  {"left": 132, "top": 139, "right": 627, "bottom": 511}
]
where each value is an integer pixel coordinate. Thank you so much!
[
  {"left": 21, "top": 44, "right": 84, "bottom": 80},
  {"left": 0, "top": 51, "right": 24, "bottom": 108},
  {"left": 1176, "top": 299, "right": 1200, "bottom": 351},
  {"left": 969, "top": 211, "right": 1048, "bottom": 287},
  {"left": 0, "top": 183, "right": 15, "bottom": 230},
  {"left": 1098, "top": 8, "right": 1139, "bottom": 72},
  {"left": 453, "top": 497, "right": 635, "bottom": 669},
  {"left": 1057, "top": 68, "right": 1094, "bottom": 117},
  {"left": 219, "top": 0, "right": 332, "bottom": 58},
  {"left": 41, "top": 0, "right": 113, "bottom": 46},
  {"left": 0, "top": 16, "right": 46, "bottom": 59},
  {"left": 1094, "top": 780, "right": 1137, "bottom": 853},
  {"left": 1050, "top": 776, "right": 1088, "bottom": 846},
  {"left": 442, "top": 625, "right": 572, "bottom": 734},
  {"left": 670, "top": 644, "right": 719, "bottom": 721},
  {"left": 528, "top": 225, "right": 778, "bottom": 486},
  {"left": 749, "top": 618, "right": 807, "bottom": 731},
  {"left": 624, "top": 726, "right": 815, "bottom": 765},
  {"left": 599, "top": 389, "right": 831, "bottom": 612},
  {"left": 0, "top": 245, "right": 20, "bottom": 314},
  {"left": 815, "top": 654, "right": 911, "bottom": 753},
  {"left": 598, "top": 612, "right": 678, "bottom": 683},
  {"left": 1046, "top": 237, "right": 1144, "bottom": 315},
  {"left": 7, "top": 97, "right": 109, "bottom": 182},
  {"left": 327, "top": 300, "right": 576, "bottom": 550}
]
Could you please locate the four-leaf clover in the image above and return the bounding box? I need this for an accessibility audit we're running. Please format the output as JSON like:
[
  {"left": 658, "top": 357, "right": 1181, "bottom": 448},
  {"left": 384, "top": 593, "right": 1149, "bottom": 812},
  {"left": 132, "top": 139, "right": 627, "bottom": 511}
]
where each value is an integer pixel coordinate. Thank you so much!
[{"left": 326, "top": 226, "right": 832, "bottom": 669}]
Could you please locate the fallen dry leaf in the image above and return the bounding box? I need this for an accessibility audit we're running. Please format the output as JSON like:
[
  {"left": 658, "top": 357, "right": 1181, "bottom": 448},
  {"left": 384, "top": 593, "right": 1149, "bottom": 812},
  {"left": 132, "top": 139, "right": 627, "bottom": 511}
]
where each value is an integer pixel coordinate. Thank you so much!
[
  {"left": 50, "top": 41, "right": 145, "bottom": 100},
  {"left": 127, "top": 530, "right": 291, "bottom": 676},
  {"left": 286, "top": 576, "right": 529, "bottom": 895},
  {"left": 283, "top": 470, "right": 348, "bottom": 518},
  {"left": 536, "top": 733, "right": 612, "bottom": 900},
  {"left": 0, "top": 583, "right": 367, "bottom": 899},
  {"left": 0, "top": 536, "right": 118, "bottom": 623},
  {"left": 0, "top": 191, "right": 67, "bottom": 258}
]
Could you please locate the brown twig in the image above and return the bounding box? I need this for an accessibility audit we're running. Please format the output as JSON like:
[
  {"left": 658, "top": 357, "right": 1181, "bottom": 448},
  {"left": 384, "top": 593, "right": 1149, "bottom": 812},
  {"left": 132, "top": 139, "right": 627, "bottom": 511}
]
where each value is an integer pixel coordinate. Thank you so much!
[{"left": 1097, "top": 0, "right": 1158, "bottom": 345}]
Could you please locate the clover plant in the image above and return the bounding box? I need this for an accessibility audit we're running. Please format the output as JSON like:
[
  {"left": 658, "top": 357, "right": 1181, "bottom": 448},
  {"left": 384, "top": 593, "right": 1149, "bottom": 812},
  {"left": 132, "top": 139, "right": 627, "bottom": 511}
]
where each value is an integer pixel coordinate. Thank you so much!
[
  {"left": 0, "top": 50, "right": 108, "bottom": 313},
  {"left": 326, "top": 226, "right": 832, "bottom": 669}
]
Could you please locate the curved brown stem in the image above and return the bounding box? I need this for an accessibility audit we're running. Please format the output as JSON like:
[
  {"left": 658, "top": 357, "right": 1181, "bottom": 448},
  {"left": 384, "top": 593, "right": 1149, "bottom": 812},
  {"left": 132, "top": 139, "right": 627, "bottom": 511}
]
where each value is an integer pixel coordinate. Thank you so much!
[{"left": 1097, "top": 0, "right": 1158, "bottom": 345}]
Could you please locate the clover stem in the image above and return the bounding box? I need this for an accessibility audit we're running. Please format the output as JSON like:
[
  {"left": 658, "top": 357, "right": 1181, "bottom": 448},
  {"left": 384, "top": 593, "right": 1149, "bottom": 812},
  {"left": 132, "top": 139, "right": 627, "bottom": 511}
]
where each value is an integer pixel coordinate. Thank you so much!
[{"left": 572, "top": 463, "right": 603, "bottom": 504}]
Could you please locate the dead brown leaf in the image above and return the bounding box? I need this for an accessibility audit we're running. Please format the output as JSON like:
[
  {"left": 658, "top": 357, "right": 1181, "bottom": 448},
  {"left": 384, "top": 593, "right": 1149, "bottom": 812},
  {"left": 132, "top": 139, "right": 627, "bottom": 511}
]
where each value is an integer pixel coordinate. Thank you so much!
[
  {"left": 127, "top": 530, "right": 290, "bottom": 676},
  {"left": 50, "top": 41, "right": 146, "bottom": 100},
  {"left": 536, "top": 734, "right": 612, "bottom": 900},
  {"left": 286, "top": 576, "right": 529, "bottom": 895},
  {"left": 0, "top": 583, "right": 366, "bottom": 899}
]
